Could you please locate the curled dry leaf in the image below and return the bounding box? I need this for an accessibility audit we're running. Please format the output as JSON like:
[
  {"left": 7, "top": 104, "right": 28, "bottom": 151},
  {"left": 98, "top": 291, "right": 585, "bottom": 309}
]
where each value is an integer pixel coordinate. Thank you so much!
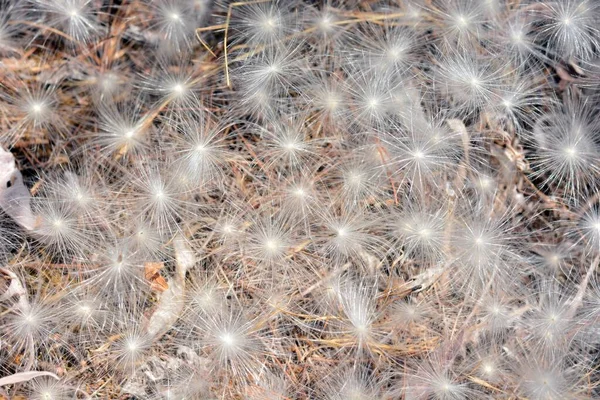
[
  {"left": 0, "top": 147, "right": 36, "bottom": 231},
  {"left": 0, "top": 371, "right": 59, "bottom": 387},
  {"left": 146, "top": 236, "right": 195, "bottom": 337},
  {"left": 173, "top": 236, "right": 195, "bottom": 279},
  {"left": 144, "top": 262, "right": 168, "bottom": 292},
  {"left": 0, "top": 267, "right": 30, "bottom": 312}
]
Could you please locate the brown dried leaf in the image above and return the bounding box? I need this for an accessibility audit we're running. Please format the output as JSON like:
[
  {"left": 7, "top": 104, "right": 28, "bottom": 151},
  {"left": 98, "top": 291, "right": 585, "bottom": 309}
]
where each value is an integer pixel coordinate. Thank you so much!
[{"left": 144, "top": 262, "right": 168, "bottom": 292}]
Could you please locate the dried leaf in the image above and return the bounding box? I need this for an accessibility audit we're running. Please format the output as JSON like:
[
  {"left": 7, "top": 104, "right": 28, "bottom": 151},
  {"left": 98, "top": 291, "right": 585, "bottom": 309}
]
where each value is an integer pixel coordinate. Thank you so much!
[
  {"left": 0, "top": 267, "right": 29, "bottom": 312},
  {"left": 173, "top": 236, "right": 195, "bottom": 279},
  {"left": 146, "top": 237, "right": 194, "bottom": 337},
  {"left": 0, "top": 371, "right": 59, "bottom": 387},
  {"left": 144, "top": 262, "right": 168, "bottom": 292},
  {"left": 408, "top": 266, "right": 445, "bottom": 293},
  {"left": 0, "top": 147, "right": 35, "bottom": 230},
  {"left": 446, "top": 119, "right": 469, "bottom": 142}
]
